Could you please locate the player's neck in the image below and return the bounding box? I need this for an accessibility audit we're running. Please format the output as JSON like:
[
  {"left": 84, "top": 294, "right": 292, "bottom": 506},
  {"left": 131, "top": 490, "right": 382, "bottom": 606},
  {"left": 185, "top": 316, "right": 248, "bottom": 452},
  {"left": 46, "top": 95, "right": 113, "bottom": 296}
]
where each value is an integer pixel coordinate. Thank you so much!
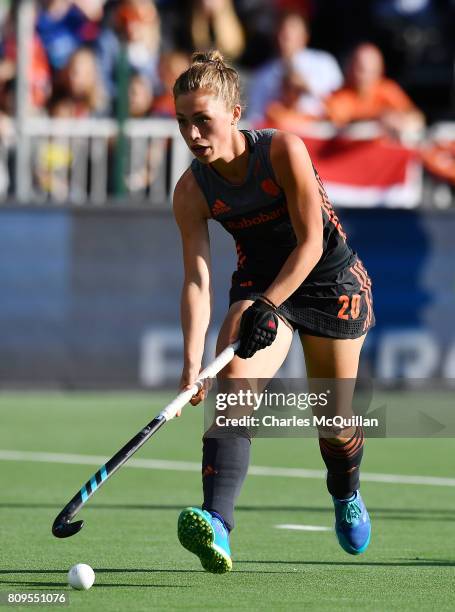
[{"left": 210, "top": 130, "right": 249, "bottom": 185}]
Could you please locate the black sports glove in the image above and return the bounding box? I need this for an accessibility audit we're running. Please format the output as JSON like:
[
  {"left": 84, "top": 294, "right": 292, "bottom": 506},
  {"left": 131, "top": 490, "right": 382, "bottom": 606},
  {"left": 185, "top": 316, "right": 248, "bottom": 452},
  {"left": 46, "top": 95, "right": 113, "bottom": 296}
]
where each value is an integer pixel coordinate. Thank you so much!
[{"left": 236, "top": 299, "right": 279, "bottom": 359}]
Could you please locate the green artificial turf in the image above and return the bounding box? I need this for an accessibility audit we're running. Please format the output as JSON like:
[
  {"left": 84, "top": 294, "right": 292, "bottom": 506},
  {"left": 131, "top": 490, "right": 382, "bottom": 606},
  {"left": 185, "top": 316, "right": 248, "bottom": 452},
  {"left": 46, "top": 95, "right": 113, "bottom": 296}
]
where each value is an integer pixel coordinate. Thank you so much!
[{"left": 0, "top": 392, "right": 454, "bottom": 611}]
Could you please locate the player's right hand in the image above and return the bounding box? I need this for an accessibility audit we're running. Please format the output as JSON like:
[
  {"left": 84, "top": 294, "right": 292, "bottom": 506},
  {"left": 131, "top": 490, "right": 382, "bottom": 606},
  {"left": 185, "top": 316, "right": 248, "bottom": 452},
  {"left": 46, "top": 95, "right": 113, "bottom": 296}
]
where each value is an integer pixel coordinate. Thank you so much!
[{"left": 178, "top": 371, "right": 212, "bottom": 416}]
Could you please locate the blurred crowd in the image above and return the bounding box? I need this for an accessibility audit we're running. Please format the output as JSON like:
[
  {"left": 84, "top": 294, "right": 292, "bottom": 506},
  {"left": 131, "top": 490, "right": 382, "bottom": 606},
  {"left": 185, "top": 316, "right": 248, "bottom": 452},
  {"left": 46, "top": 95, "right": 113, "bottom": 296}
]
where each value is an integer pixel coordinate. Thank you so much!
[
  {"left": 0, "top": 1, "right": 454, "bottom": 125},
  {"left": 0, "top": 0, "right": 454, "bottom": 196}
]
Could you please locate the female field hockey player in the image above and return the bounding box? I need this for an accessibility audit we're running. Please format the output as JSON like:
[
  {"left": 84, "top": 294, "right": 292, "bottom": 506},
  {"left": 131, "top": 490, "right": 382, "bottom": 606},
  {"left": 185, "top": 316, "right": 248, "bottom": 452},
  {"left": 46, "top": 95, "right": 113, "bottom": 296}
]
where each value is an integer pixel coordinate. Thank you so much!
[{"left": 172, "top": 51, "right": 374, "bottom": 573}]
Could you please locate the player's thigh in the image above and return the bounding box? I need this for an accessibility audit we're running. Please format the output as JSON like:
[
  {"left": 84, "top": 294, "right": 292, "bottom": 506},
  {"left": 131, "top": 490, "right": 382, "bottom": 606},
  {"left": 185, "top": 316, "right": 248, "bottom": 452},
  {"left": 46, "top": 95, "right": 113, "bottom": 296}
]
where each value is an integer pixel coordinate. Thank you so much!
[
  {"left": 300, "top": 333, "right": 367, "bottom": 439},
  {"left": 300, "top": 333, "right": 367, "bottom": 379},
  {"left": 216, "top": 300, "right": 294, "bottom": 379}
]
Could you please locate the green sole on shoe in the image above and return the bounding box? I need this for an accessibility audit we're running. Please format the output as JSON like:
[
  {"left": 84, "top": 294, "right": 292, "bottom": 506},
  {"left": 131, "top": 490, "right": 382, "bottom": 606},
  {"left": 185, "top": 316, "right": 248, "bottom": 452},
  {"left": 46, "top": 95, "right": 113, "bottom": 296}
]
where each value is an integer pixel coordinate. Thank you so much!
[{"left": 178, "top": 507, "right": 232, "bottom": 574}]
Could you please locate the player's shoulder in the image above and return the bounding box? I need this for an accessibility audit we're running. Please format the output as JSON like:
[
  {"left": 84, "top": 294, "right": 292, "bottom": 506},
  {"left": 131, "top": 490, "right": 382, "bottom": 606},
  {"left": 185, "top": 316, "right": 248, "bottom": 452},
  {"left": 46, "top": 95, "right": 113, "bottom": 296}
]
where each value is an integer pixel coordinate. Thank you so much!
[
  {"left": 270, "top": 130, "right": 313, "bottom": 185},
  {"left": 173, "top": 167, "right": 210, "bottom": 222},
  {"left": 270, "top": 129, "right": 309, "bottom": 161},
  {"left": 174, "top": 167, "right": 197, "bottom": 198}
]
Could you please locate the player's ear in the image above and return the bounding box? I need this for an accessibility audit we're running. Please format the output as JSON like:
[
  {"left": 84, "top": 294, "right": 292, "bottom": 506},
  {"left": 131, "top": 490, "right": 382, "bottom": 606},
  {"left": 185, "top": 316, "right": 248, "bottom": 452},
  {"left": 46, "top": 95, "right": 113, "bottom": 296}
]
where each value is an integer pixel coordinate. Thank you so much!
[{"left": 232, "top": 104, "right": 242, "bottom": 125}]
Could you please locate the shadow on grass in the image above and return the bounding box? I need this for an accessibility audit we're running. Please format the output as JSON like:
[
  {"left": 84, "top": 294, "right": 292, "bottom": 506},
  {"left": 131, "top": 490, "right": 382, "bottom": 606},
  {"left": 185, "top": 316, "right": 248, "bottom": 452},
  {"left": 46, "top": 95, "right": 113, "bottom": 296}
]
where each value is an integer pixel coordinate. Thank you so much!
[
  {"left": 0, "top": 570, "right": 203, "bottom": 575},
  {"left": 236, "top": 558, "right": 455, "bottom": 567},
  {"left": 0, "top": 561, "right": 302, "bottom": 576},
  {"left": 1, "top": 502, "right": 454, "bottom": 522},
  {"left": 1, "top": 579, "right": 188, "bottom": 588}
]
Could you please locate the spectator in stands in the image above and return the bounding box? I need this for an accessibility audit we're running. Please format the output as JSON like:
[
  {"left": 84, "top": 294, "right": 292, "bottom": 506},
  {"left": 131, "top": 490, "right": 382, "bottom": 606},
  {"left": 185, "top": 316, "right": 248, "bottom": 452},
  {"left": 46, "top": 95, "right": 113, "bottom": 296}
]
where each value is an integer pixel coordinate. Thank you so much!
[
  {"left": 247, "top": 11, "right": 343, "bottom": 123},
  {"left": 0, "top": 0, "right": 10, "bottom": 29},
  {"left": 0, "top": 4, "right": 51, "bottom": 111},
  {"left": 97, "top": 0, "right": 161, "bottom": 100},
  {"left": 116, "top": 0, "right": 160, "bottom": 75},
  {"left": 56, "top": 46, "right": 108, "bottom": 117},
  {"left": 36, "top": 0, "right": 103, "bottom": 71},
  {"left": 169, "top": 0, "right": 245, "bottom": 62},
  {"left": 325, "top": 43, "right": 425, "bottom": 139},
  {"left": 190, "top": 0, "right": 244, "bottom": 61},
  {"left": 46, "top": 91, "right": 75, "bottom": 118},
  {"left": 0, "top": 75, "right": 13, "bottom": 118},
  {"left": 151, "top": 51, "right": 190, "bottom": 117},
  {"left": 0, "top": 76, "right": 14, "bottom": 197},
  {"left": 129, "top": 71, "right": 153, "bottom": 118},
  {"left": 264, "top": 66, "right": 317, "bottom": 131},
  {"left": 232, "top": 0, "right": 277, "bottom": 68},
  {"left": 422, "top": 139, "right": 455, "bottom": 188},
  {"left": 35, "top": 91, "right": 75, "bottom": 201},
  {"left": 126, "top": 71, "right": 166, "bottom": 195}
]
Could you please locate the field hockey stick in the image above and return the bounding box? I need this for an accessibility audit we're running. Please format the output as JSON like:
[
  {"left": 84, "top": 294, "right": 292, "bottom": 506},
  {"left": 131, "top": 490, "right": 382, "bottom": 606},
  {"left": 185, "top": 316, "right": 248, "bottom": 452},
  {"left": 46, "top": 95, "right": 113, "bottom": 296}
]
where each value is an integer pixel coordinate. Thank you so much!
[{"left": 52, "top": 341, "right": 240, "bottom": 539}]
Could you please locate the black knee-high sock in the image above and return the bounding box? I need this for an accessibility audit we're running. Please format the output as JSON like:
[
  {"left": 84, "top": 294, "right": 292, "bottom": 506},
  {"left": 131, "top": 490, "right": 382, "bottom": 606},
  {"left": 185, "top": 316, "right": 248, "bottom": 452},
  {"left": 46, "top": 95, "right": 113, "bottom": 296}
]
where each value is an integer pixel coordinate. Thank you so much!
[
  {"left": 318, "top": 426, "right": 364, "bottom": 499},
  {"left": 202, "top": 436, "right": 251, "bottom": 531}
]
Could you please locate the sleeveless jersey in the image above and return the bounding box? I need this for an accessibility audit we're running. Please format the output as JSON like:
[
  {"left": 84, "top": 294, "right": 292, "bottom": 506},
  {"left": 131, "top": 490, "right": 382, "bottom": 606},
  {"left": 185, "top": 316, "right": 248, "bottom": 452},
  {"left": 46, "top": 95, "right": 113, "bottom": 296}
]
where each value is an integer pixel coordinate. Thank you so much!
[{"left": 190, "top": 129, "right": 355, "bottom": 288}]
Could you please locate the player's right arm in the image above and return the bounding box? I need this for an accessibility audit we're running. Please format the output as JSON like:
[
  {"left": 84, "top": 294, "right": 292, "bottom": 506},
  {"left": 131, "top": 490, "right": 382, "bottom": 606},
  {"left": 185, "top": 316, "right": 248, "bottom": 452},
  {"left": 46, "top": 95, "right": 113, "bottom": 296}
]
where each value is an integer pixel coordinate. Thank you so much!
[{"left": 173, "top": 169, "right": 212, "bottom": 405}]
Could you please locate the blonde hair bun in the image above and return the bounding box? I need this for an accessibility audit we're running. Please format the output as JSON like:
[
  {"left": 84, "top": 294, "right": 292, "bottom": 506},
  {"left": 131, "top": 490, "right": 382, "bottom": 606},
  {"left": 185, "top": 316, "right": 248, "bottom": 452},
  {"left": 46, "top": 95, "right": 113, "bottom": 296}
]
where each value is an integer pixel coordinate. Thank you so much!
[
  {"left": 174, "top": 49, "right": 240, "bottom": 108},
  {"left": 191, "top": 50, "right": 225, "bottom": 65}
]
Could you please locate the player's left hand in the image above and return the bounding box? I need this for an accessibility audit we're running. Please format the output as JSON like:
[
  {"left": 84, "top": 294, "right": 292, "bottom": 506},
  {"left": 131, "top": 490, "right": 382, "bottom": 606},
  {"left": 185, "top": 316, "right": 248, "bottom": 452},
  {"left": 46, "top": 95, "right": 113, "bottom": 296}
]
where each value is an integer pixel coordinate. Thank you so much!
[{"left": 236, "top": 299, "right": 279, "bottom": 359}]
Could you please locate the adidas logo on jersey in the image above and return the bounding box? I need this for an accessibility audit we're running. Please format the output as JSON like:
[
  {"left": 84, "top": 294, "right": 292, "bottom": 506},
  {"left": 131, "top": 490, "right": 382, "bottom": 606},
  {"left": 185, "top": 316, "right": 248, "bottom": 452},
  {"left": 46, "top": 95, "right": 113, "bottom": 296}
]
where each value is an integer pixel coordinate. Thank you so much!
[{"left": 212, "top": 199, "right": 231, "bottom": 216}]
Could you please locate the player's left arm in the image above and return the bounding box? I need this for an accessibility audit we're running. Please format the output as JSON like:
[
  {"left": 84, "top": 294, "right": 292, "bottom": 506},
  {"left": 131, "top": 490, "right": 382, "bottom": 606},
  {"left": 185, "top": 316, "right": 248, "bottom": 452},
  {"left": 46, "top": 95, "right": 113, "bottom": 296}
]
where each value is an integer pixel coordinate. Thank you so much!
[{"left": 262, "top": 131, "right": 324, "bottom": 307}]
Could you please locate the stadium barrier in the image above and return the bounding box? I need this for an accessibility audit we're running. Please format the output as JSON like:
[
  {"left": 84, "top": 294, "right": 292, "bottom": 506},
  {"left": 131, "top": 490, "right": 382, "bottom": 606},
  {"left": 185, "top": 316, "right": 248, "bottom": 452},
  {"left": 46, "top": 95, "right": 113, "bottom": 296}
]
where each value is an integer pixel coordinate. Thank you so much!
[
  {"left": 8, "top": 118, "right": 192, "bottom": 207},
  {"left": 1, "top": 117, "right": 454, "bottom": 208},
  {"left": 0, "top": 207, "right": 454, "bottom": 388}
]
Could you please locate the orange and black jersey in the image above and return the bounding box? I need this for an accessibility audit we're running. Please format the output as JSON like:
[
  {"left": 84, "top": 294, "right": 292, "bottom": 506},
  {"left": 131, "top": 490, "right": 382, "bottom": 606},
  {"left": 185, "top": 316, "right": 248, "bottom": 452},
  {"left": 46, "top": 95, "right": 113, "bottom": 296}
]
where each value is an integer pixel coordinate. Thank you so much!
[
  {"left": 191, "top": 128, "right": 355, "bottom": 288},
  {"left": 191, "top": 129, "right": 374, "bottom": 338}
]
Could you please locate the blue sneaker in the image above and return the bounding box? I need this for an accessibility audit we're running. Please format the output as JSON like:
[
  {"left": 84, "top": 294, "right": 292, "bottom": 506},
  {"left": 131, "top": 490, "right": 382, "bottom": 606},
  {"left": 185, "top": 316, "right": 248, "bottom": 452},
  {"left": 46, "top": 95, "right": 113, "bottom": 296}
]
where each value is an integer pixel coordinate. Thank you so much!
[
  {"left": 178, "top": 507, "right": 232, "bottom": 574},
  {"left": 332, "top": 491, "right": 371, "bottom": 555}
]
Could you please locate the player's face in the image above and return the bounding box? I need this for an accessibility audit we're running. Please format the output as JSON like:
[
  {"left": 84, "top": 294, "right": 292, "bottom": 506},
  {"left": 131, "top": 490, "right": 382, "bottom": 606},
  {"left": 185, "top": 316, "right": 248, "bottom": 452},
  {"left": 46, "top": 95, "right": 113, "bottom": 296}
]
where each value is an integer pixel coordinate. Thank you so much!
[{"left": 175, "top": 90, "right": 236, "bottom": 163}]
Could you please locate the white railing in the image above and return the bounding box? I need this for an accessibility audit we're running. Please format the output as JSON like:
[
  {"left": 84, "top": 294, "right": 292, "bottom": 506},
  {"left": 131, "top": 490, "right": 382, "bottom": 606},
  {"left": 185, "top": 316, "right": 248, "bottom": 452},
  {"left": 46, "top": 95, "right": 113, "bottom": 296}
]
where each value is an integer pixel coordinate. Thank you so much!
[
  {"left": 0, "top": 118, "right": 454, "bottom": 208},
  {"left": 23, "top": 118, "right": 116, "bottom": 204},
  {"left": 6, "top": 118, "right": 193, "bottom": 208}
]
